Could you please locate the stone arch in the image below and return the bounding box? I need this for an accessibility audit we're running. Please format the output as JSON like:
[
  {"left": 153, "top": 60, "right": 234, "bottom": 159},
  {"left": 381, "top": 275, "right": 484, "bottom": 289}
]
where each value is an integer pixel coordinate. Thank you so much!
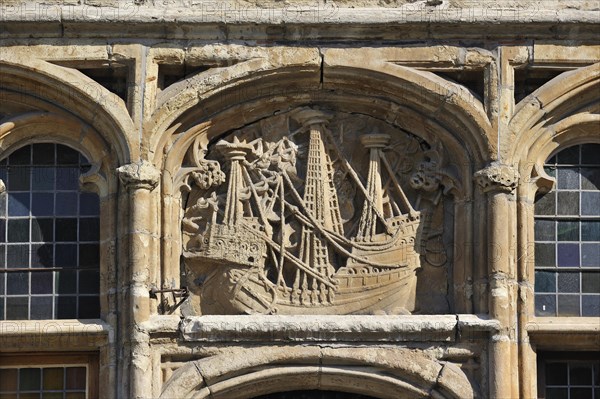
[
  {"left": 0, "top": 57, "right": 136, "bottom": 164},
  {"left": 159, "top": 347, "right": 475, "bottom": 399},
  {"left": 149, "top": 56, "right": 494, "bottom": 174},
  {"left": 0, "top": 61, "right": 126, "bottom": 327},
  {"left": 509, "top": 62, "right": 600, "bottom": 166},
  {"left": 153, "top": 57, "right": 490, "bottom": 314},
  {"left": 510, "top": 62, "right": 600, "bottom": 200}
]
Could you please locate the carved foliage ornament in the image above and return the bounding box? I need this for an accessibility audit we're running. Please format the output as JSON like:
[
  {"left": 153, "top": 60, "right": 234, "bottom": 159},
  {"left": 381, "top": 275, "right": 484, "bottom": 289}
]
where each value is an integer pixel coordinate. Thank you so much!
[
  {"left": 181, "top": 107, "right": 452, "bottom": 315},
  {"left": 474, "top": 162, "right": 520, "bottom": 193},
  {"left": 117, "top": 160, "right": 161, "bottom": 191}
]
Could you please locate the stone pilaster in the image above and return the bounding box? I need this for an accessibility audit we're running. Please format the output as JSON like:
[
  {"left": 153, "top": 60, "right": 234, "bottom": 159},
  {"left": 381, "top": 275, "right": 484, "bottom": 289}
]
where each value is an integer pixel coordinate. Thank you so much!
[
  {"left": 474, "top": 162, "right": 520, "bottom": 399},
  {"left": 117, "top": 160, "right": 160, "bottom": 399}
]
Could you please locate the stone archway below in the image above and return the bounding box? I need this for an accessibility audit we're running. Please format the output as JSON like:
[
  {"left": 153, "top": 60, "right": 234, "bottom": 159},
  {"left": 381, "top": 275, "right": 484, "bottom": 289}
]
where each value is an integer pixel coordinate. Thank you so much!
[
  {"left": 251, "top": 390, "right": 381, "bottom": 399},
  {"left": 159, "top": 346, "right": 475, "bottom": 399}
]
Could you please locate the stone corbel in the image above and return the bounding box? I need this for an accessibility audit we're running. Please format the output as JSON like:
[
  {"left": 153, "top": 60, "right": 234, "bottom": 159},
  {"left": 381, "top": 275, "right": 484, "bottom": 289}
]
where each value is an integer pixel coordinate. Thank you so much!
[
  {"left": 117, "top": 160, "right": 161, "bottom": 191},
  {"left": 79, "top": 162, "right": 109, "bottom": 197},
  {"left": 530, "top": 162, "right": 555, "bottom": 195},
  {"left": 474, "top": 162, "right": 520, "bottom": 194}
]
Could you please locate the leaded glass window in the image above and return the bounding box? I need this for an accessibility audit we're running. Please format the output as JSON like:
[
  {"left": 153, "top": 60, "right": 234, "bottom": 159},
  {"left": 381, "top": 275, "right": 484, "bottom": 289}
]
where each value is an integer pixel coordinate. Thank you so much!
[
  {"left": 0, "top": 144, "right": 100, "bottom": 320},
  {"left": 0, "top": 366, "right": 88, "bottom": 398},
  {"left": 538, "top": 354, "right": 600, "bottom": 399},
  {"left": 534, "top": 144, "right": 600, "bottom": 317}
]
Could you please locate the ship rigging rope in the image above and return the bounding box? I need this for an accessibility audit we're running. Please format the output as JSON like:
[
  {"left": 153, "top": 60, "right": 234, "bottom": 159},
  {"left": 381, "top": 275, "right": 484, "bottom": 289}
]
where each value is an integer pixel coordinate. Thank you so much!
[
  {"left": 281, "top": 171, "right": 409, "bottom": 268},
  {"left": 321, "top": 129, "right": 394, "bottom": 235},
  {"left": 235, "top": 218, "right": 337, "bottom": 289}
]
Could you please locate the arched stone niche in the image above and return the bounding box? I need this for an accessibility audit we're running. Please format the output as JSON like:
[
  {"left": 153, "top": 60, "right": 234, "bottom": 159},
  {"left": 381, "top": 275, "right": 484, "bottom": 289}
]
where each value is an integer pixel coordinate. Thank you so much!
[
  {"left": 172, "top": 105, "right": 464, "bottom": 315},
  {"left": 158, "top": 347, "right": 476, "bottom": 399},
  {"left": 155, "top": 55, "right": 493, "bottom": 315}
]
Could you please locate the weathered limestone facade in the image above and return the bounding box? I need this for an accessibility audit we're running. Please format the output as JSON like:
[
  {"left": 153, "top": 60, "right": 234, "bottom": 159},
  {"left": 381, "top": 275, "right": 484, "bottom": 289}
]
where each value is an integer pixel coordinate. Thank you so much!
[{"left": 0, "top": 1, "right": 599, "bottom": 398}]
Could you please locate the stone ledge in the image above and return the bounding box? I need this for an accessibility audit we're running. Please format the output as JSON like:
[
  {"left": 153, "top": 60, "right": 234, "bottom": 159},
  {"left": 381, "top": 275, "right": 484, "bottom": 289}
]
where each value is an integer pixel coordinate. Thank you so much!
[
  {"left": 0, "top": 319, "right": 113, "bottom": 351},
  {"left": 526, "top": 318, "right": 600, "bottom": 350},
  {"left": 172, "top": 314, "right": 498, "bottom": 342},
  {"left": 526, "top": 317, "right": 600, "bottom": 333}
]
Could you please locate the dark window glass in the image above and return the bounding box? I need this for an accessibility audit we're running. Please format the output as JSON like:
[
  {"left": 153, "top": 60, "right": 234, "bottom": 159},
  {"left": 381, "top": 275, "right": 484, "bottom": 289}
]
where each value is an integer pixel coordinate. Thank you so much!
[
  {"left": 0, "top": 365, "right": 88, "bottom": 397},
  {"left": 582, "top": 272, "right": 600, "bottom": 293},
  {"left": 7, "top": 245, "right": 29, "bottom": 268},
  {"left": 557, "top": 272, "right": 579, "bottom": 293},
  {"left": 19, "top": 368, "right": 41, "bottom": 390},
  {"left": 0, "top": 219, "right": 4, "bottom": 243},
  {"left": 31, "top": 271, "right": 53, "bottom": 294},
  {"left": 7, "top": 219, "right": 29, "bottom": 242},
  {"left": 30, "top": 296, "right": 53, "bottom": 319},
  {"left": 7, "top": 166, "right": 30, "bottom": 191},
  {"left": 582, "top": 295, "right": 600, "bottom": 316},
  {"left": 55, "top": 244, "right": 77, "bottom": 268},
  {"left": 79, "top": 218, "right": 99, "bottom": 241},
  {"left": 78, "top": 296, "right": 100, "bottom": 318},
  {"left": 557, "top": 192, "right": 579, "bottom": 215},
  {"left": 8, "top": 192, "right": 30, "bottom": 216},
  {"left": 535, "top": 220, "right": 555, "bottom": 241},
  {"left": 535, "top": 145, "right": 600, "bottom": 317},
  {"left": 6, "top": 296, "right": 28, "bottom": 319},
  {"left": 7, "top": 272, "right": 28, "bottom": 295},
  {"left": 581, "top": 144, "right": 600, "bottom": 164},
  {"left": 55, "top": 218, "right": 78, "bottom": 242},
  {"left": 0, "top": 144, "right": 100, "bottom": 320},
  {"left": 535, "top": 271, "right": 556, "bottom": 293},
  {"left": 535, "top": 294, "right": 556, "bottom": 316},
  {"left": 31, "top": 219, "right": 53, "bottom": 242},
  {"left": 557, "top": 221, "right": 578, "bottom": 241},
  {"left": 32, "top": 143, "right": 55, "bottom": 164},
  {"left": 31, "top": 192, "right": 54, "bottom": 216},
  {"left": 55, "top": 296, "right": 77, "bottom": 319}
]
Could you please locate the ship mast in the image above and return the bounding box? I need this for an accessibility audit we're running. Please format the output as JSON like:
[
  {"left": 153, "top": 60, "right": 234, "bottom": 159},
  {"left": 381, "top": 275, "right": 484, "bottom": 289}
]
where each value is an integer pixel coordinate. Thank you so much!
[
  {"left": 356, "top": 134, "right": 390, "bottom": 241},
  {"left": 293, "top": 110, "right": 343, "bottom": 304},
  {"left": 215, "top": 137, "right": 254, "bottom": 226}
]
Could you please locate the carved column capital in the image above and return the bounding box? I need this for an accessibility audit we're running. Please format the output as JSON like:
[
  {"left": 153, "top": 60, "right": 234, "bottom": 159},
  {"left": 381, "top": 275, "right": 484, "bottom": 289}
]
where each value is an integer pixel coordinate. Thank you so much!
[
  {"left": 0, "top": 179, "right": 5, "bottom": 194},
  {"left": 117, "top": 160, "right": 160, "bottom": 191},
  {"left": 474, "top": 162, "right": 519, "bottom": 194},
  {"left": 474, "top": 162, "right": 519, "bottom": 193}
]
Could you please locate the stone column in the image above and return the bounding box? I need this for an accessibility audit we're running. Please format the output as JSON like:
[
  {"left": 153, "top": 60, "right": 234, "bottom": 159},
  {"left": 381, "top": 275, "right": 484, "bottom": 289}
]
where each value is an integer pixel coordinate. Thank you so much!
[
  {"left": 474, "top": 162, "right": 519, "bottom": 399},
  {"left": 117, "top": 160, "right": 160, "bottom": 399}
]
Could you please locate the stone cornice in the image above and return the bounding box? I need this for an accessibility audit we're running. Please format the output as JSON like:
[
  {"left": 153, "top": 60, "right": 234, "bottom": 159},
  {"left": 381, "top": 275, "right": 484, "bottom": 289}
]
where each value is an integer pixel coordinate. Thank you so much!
[
  {"left": 474, "top": 162, "right": 520, "bottom": 194},
  {"left": 0, "top": 5, "right": 598, "bottom": 40},
  {"left": 117, "top": 160, "right": 160, "bottom": 191}
]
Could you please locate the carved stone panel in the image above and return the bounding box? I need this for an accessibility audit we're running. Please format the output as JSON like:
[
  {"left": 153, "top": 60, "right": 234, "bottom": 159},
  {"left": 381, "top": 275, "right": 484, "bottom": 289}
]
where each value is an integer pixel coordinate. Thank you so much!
[{"left": 180, "top": 107, "right": 454, "bottom": 315}]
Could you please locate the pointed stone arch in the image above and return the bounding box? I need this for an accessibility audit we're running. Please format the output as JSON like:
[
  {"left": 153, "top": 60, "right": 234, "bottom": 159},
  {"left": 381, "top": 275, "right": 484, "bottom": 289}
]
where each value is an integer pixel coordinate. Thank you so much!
[
  {"left": 509, "top": 62, "right": 600, "bottom": 165},
  {"left": 0, "top": 57, "right": 136, "bottom": 164}
]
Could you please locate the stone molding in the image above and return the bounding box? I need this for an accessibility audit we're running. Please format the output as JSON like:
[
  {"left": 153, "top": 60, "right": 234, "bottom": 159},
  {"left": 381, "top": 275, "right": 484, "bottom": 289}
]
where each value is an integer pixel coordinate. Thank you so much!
[
  {"left": 159, "top": 345, "right": 476, "bottom": 399},
  {"left": 0, "top": 320, "right": 112, "bottom": 351},
  {"left": 474, "top": 162, "right": 520, "bottom": 193},
  {"left": 117, "top": 160, "right": 161, "bottom": 191},
  {"left": 177, "top": 315, "right": 499, "bottom": 343}
]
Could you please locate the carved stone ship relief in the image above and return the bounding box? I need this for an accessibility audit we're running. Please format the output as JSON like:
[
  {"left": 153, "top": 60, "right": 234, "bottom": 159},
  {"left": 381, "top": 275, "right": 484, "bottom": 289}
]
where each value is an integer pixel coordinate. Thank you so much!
[{"left": 182, "top": 108, "right": 432, "bottom": 315}]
